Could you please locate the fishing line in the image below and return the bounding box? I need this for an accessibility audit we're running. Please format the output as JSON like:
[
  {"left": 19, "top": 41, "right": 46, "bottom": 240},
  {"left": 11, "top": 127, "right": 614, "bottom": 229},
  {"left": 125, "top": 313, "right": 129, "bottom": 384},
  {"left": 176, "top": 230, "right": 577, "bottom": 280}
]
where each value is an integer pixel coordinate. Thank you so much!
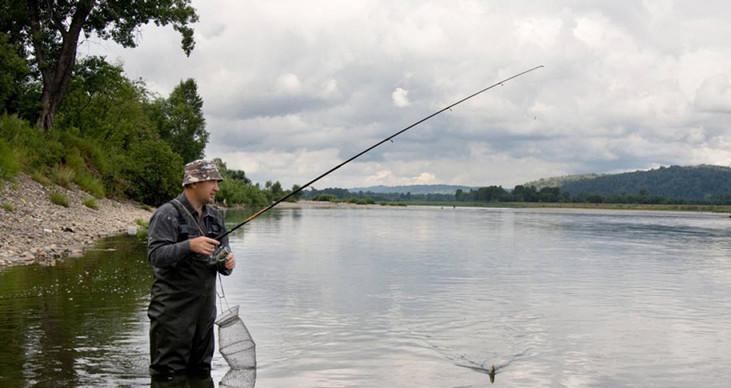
[
  {"left": 214, "top": 65, "right": 544, "bottom": 242},
  {"left": 212, "top": 65, "right": 543, "bottom": 327}
]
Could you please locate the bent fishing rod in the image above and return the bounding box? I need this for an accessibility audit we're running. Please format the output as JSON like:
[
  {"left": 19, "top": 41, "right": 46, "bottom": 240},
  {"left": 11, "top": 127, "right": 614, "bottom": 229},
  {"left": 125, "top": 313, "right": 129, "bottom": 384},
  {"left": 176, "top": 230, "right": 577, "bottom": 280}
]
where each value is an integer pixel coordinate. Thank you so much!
[{"left": 215, "top": 65, "right": 544, "bottom": 243}]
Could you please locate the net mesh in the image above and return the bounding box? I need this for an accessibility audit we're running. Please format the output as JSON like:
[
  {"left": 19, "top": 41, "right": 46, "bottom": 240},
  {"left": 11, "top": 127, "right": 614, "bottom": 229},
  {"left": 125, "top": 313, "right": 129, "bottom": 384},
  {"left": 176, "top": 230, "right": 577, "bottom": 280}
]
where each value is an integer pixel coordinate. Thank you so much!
[{"left": 215, "top": 305, "right": 256, "bottom": 369}]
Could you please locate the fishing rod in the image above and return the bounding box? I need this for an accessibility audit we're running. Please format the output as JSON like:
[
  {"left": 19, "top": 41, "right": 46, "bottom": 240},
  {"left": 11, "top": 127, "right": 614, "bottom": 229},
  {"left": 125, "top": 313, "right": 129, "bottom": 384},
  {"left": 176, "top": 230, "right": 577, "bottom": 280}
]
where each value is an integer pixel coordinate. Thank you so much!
[{"left": 214, "top": 65, "right": 544, "bottom": 246}]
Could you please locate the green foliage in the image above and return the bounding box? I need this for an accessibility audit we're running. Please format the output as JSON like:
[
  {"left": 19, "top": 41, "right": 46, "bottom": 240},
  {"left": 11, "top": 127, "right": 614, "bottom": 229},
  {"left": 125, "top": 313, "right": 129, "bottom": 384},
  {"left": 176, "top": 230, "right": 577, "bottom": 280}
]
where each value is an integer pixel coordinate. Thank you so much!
[
  {"left": 346, "top": 197, "right": 375, "bottom": 205},
  {"left": 49, "top": 192, "right": 69, "bottom": 207},
  {"left": 50, "top": 165, "right": 72, "bottom": 186},
  {"left": 1, "top": 202, "right": 14, "bottom": 212},
  {"left": 313, "top": 194, "right": 337, "bottom": 202},
  {"left": 82, "top": 197, "right": 98, "bottom": 210},
  {"left": 0, "top": 32, "right": 28, "bottom": 114},
  {"left": 135, "top": 219, "right": 150, "bottom": 240},
  {"left": 1, "top": 1, "right": 198, "bottom": 128},
  {"left": 0, "top": 137, "right": 19, "bottom": 180},
  {"left": 30, "top": 171, "right": 51, "bottom": 186},
  {"left": 122, "top": 139, "right": 184, "bottom": 206},
  {"left": 57, "top": 57, "right": 156, "bottom": 144},
  {"left": 0, "top": 54, "right": 214, "bottom": 206},
  {"left": 50, "top": 165, "right": 75, "bottom": 188},
  {"left": 211, "top": 158, "right": 273, "bottom": 208},
  {"left": 560, "top": 165, "right": 731, "bottom": 203},
  {"left": 149, "top": 79, "right": 208, "bottom": 163},
  {"left": 216, "top": 178, "right": 269, "bottom": 208}
]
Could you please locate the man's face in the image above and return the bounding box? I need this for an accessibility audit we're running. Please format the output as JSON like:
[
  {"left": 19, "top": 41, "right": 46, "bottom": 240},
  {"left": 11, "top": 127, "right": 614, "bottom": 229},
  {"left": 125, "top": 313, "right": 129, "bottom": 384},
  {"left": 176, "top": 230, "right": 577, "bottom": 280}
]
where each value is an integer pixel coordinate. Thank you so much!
[{"left": 193, "top": 180, "right": 220, "bottom": 204}]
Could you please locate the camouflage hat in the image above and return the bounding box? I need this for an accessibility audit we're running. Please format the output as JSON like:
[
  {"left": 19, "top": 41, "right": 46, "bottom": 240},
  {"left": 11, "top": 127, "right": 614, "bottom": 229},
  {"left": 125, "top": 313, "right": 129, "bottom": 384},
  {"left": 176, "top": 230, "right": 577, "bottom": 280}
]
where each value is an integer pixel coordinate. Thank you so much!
[{"left": 182, "top": 159, "right": 224, "bottom": 186}]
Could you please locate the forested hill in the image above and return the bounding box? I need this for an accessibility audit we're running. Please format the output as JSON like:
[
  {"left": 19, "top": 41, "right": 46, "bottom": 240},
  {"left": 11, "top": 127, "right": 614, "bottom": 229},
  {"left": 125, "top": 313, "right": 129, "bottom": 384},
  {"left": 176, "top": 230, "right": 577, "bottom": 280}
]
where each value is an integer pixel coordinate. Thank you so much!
[{"left": 553, "top": 165, "right": 731, "bottom": 202}]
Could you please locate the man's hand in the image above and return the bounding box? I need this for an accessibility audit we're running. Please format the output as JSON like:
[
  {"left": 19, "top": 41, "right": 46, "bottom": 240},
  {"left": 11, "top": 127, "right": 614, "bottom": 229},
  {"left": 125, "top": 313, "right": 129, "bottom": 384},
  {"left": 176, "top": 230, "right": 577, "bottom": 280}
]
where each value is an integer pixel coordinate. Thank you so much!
[
  {"left": 189, "top": 236, "right": 220, "bottom": 256},
  {"left": 224, "top": 252, "right": 236, "bottom": 271}
]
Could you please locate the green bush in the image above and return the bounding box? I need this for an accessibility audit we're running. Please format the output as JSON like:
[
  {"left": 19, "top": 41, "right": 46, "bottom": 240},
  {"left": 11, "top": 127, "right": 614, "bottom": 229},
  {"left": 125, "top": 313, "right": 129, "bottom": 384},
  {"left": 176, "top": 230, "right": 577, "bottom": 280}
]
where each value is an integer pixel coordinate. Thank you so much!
[
  {"left": 313, "top": 194, "right": 337, "bottom": 202},
  {"left": 31, "top": 170, "right": 51, "bottom": 186},
  {"left": 51, "top": 164, "right": 75, "bottom": 187},
  {"left": 82, "top": 197, "right": 98, "bottom": 209},
  {"left": 75, "top": 173, "right": 105, "bottom": 198},
  {"left": 1, "top": 202, "right": 14, "bottom": 212},
  {"left": 122, "top": 139, "right": 183, "bottom": 206},
  {"left": 135, "top": 218, "right": 149, "bottom": 239},
  {"left": 0, "top": 138, "right": 19, "bottom": 180},
  {"left": 49, "top": 192, "right": 69, "bottom": 207},
  {"left": 216, "top": 178, "right": 269, "bottom": 208},
  {"left": 347, "top": 197, "right": 375, "bottom": 205}
]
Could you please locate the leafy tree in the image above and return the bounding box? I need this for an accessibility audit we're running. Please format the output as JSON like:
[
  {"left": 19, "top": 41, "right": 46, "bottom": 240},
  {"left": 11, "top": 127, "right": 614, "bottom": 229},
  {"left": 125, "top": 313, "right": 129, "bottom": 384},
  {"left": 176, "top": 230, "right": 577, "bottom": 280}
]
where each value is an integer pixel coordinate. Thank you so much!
[
  {"left": 122, "top": 138, "right": 183, "bottom": 206},
  {"left": 0, "top": 32, "right": 29, "bottom": 114},
  {"left": 150, "top": 79, "right": 207, "bottom": 163},
  {"left": 57, "top": 56, "right": 156, "bottom": 145},
  {"left": 0, "top": 0, "right": 198, "bottom": 129}
]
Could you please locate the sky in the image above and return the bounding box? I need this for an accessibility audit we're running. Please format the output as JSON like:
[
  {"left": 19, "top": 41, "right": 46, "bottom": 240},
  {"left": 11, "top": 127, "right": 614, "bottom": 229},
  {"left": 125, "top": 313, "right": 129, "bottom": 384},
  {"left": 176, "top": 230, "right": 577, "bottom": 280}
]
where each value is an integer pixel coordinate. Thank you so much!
[{"left": 83, "top": 0, "right": 731, "bottom": 189}]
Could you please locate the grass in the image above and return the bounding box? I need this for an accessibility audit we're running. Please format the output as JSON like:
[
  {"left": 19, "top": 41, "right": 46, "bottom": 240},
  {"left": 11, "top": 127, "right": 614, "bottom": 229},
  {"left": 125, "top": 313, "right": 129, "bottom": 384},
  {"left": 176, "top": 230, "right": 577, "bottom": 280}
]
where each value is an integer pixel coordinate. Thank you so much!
[
  {"left": 1, "top": 202, "right": 14, "bottom": 212},
  {"left": 83, "top": 197, "right": 98, "bottom": 209},
  {"left": 135, "top": 218, "right": 149, "bottom": 239},
  {"left": 50, "top": 165, "right": 75, "bottom": 188},
  {"left": 75, "top": 173, "right": 105, "bottom": 198},
  {"left": 0, "top": 138, "right": 20, "bottom": 181},
  {"left": 49, "top": 192, "right": 69, "bottom": 207},
  {"left": 31, "top": 171, "right": 52, "bottom": 186}
]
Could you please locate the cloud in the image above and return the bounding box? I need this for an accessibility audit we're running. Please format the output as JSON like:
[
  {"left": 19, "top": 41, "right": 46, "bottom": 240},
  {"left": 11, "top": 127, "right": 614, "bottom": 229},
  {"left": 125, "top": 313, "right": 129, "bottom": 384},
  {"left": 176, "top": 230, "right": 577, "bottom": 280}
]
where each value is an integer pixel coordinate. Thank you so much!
[
  {"left": 85, "top": 0, "right": 731, "bottom": 187},
  {"left": 391, "top": 87, "right": 410, "bottom": 107},
  {"left": 695, "top": 74, "right": 731, "bottom": 113}
]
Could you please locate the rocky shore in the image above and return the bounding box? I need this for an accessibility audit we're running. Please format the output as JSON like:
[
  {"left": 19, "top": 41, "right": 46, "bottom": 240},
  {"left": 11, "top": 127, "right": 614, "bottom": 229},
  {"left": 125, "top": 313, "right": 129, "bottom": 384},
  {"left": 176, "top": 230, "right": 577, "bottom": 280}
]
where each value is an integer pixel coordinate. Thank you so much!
[{"left": 0, "top": 174, "right": 153, "bottom": 268}]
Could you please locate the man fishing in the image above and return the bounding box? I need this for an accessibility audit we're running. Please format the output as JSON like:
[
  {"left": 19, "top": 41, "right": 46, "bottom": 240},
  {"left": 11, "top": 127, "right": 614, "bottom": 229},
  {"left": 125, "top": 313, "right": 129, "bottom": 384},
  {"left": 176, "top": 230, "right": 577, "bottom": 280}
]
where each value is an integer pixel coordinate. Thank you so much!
[{"left": 146, "top": 159, "right": 236, "bottom": 382}]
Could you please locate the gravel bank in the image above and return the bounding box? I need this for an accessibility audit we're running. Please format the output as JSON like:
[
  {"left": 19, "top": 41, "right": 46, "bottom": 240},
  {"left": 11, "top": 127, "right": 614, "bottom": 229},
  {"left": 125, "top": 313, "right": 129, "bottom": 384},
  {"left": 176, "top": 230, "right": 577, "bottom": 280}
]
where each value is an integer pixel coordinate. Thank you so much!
[{"left": 0, "top": 174, "right": 153, "bottom": 268}]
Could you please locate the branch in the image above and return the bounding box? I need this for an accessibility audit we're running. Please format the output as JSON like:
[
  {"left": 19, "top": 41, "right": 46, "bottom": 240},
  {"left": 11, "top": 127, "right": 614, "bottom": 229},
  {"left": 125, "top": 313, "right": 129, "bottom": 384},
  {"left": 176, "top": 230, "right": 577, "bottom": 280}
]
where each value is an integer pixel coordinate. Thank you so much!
[
  {"left": 47, "top": 0, "right": 68, "bottom": 34},
  {"left": 26, "top": 0, "right": 50, "bottom": 81}
]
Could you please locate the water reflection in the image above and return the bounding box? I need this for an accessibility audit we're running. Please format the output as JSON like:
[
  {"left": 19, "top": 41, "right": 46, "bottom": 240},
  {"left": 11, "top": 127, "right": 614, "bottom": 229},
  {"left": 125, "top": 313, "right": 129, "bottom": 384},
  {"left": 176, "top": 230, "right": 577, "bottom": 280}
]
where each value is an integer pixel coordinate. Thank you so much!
[
  {"left": 1, "top": 207, "right": 730, "bottom": 387},
  {"left": 0, "top": 234, "right": 152, "bottom": 386}
]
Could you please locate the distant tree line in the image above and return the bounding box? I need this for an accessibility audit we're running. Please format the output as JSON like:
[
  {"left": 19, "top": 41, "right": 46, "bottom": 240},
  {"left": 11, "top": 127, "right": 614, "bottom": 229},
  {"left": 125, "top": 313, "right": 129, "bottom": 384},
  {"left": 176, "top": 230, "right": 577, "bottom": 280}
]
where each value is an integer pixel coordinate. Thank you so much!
[
  {"left": 212, "top": 158, "right": 299, "bottom": 208},
  {"left": 302, "top": 187, "right": 454, "bottom": 203},
  {"left": 301, "top": 175, "right": 731, "bottom": 206}
]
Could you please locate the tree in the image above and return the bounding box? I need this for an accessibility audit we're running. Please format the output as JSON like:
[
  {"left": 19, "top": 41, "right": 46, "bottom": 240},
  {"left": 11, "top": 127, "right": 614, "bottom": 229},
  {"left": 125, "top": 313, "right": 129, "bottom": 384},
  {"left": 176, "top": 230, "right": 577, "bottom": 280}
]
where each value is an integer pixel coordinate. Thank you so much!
[
  {"left": 0, "top": 0, "right": 198, "bottom": 130},
  {"left": 150, "top": 79, "right": 207, "bottom": 163},
  {"left": 0, "top": 32, "right": 29, "bottom": 113}
]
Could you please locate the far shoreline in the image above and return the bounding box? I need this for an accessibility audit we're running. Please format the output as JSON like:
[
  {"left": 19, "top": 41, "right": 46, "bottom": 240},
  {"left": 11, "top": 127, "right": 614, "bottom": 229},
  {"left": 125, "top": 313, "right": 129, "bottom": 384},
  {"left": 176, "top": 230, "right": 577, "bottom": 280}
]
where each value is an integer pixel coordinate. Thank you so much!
[{"left": 223, "top": 199, "right": 731, "bottom": 215}]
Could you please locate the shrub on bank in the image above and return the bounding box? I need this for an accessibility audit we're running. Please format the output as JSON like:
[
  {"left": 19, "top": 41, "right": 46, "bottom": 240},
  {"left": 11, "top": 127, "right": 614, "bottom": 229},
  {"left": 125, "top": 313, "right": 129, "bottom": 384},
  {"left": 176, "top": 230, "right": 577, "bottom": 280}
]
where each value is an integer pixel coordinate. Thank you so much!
[
  {"left": 83, "top": 197, "right": 98, "bottom": 209},
  {"left": 49, "top": 192, "right": 69, "bottom": 207},
  {"left": 0, "top": 138, "right": 19, "bottom": 180}
]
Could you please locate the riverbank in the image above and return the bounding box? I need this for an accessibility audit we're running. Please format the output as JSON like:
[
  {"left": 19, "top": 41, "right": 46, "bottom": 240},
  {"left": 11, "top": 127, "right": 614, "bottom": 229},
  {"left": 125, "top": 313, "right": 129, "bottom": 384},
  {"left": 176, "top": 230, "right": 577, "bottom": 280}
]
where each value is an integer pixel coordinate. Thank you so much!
[
  {"left": 0, "top": 174, "right": 152, "bottom": 268},
  {"left": 272, "top": 199, "right": 731, "bottom": 213}
]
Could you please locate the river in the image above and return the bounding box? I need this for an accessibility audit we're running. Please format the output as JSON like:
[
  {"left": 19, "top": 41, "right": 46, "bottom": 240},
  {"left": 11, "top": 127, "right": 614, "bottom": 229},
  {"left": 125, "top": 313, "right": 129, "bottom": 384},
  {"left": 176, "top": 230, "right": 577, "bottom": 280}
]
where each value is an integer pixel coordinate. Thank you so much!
[{"left": 1, "top": 206, "right": 730, "bottom": 387}]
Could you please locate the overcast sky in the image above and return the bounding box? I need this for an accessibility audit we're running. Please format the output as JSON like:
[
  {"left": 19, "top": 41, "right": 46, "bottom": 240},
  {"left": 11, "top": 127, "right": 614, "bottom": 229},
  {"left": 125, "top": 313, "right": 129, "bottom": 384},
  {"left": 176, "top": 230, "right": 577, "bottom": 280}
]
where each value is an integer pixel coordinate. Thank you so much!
[{"left": 84, "top": 0, "right": 731, "bottom": 188}]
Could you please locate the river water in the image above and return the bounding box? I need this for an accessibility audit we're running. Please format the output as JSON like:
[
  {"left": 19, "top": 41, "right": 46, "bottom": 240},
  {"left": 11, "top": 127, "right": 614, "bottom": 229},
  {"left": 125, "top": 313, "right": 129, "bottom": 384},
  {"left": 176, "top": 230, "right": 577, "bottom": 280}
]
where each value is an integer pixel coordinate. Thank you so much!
[{"left": 1, "top": 206, "right": 730, "bottom": 387}]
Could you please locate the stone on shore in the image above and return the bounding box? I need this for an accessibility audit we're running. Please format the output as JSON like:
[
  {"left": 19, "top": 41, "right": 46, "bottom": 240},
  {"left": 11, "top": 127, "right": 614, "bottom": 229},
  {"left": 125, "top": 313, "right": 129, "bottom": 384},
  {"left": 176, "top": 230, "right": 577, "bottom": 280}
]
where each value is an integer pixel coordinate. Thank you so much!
[{"left": 0, "top": 173, "right": 153, "bottom": 268}]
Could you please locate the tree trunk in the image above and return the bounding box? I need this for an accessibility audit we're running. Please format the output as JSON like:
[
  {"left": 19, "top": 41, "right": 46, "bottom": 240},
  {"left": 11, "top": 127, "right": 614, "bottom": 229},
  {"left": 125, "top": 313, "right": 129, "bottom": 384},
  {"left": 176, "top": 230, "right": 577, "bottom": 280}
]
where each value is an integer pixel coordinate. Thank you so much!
[{"left": 28, "top": 0, "right": 94, "bottom": 130}]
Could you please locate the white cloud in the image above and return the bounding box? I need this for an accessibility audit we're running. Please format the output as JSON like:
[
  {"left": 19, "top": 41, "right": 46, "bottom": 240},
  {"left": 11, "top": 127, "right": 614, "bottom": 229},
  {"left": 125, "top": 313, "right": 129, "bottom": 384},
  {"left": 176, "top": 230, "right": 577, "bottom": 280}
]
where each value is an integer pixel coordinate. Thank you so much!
[
  {"left": 695, "top": 74, "right": 731, "bottom": 113},
  {"left": 275, "top": 73, "right": 303, "bottom": 95},
  {"left": 391, "top": 87, "right": 410, "bottom": 107}
]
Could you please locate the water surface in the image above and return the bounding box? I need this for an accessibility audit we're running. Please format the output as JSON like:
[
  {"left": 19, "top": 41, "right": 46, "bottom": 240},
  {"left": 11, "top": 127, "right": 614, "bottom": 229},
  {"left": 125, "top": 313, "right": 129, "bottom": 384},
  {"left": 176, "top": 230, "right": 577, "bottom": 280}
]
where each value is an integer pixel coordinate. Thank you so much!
[{"left": 1, "top": 206, "right": 730, "bottom": 387}]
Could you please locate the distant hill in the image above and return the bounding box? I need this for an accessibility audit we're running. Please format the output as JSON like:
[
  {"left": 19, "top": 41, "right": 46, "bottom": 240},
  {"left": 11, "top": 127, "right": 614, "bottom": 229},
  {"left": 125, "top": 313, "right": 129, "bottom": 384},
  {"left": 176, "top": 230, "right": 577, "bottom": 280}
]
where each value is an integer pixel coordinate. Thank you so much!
[
  {"left": 546, "top": 165, "right": 731, "bottom": 202},
  {"left": 348, "top": 184, "right": 474, "bottom": 195}
]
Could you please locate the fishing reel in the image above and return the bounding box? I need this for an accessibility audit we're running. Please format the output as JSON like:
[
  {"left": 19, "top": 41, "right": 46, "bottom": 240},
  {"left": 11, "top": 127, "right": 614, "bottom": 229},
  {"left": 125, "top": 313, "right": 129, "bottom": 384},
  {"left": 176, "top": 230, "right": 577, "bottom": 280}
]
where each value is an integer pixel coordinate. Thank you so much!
[
  {"left": 210, "top": 245, "right": 232, "bottom": 266},
  {"left": 205, "top": 231, "right": 231, "bottom": 266}
]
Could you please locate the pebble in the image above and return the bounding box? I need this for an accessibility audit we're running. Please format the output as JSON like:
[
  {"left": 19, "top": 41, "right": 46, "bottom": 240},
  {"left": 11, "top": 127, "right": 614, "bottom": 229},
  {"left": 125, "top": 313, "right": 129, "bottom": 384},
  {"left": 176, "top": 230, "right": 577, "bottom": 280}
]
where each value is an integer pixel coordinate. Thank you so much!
[{"left": 0, "top": 173, "right": 153, "bottom": 269}]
